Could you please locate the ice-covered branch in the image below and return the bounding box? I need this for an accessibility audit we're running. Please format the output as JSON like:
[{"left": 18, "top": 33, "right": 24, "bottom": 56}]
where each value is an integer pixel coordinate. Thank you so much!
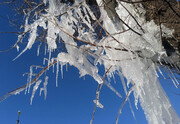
[{"left": 1, "top": 0, "right": 180, "bottom": 124}]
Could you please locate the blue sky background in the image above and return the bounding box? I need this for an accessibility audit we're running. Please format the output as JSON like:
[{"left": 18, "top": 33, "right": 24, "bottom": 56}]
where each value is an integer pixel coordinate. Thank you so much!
[{"left": 0, "top": 3, "right": 180, "bottom": 124}]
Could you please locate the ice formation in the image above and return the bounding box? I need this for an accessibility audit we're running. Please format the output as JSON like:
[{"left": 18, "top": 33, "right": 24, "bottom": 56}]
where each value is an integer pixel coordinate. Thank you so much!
[
  {"left": 31, "top": 80, "right": 42, "bottom": 104},
  {"left": 5, "top": 0, "right": 180, "bottom": 124}
]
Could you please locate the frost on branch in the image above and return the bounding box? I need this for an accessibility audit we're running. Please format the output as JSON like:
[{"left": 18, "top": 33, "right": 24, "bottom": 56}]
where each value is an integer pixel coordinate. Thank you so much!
[{"left": 1, "top": 0, "right": 180, "bottom": 124}]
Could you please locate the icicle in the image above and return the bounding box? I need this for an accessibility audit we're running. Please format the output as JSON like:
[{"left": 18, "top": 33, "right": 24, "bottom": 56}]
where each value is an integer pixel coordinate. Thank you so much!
[
  {"left": 48, "top": 49, "right": 52, "bottom": 70},
  {"left": 43, "top": 58, "right": 46, "bottom": 65},
  {"left": 44, "top": 44, "right": 47, "bottom": 56},
  {"left": 157, "top": 66, "right": 166, "bottom": 79},
  {"left": 13, "top": 48, "right": 27, "bottom": 61},
  {"left": 43, "top": 58, "right": 50, "bottom": 66},
  {"left": 169, "top": 59, "right": 175, "bottom": 68},
  {"left": 29, "top": 66, "right": 33, "bottom": 85},
  {"left": 40, "top": 76, "right": 48, "bottom": 99},
  {"left": 52, "top": 62, "right": 55, "bottom": 73},
  {"left": 66, "top": 63, "right": 68, "bottom": 71},
  {"left": 174, "top": 63, "right": 180, "bottom": 72},
  {"left": 82, "top": 5, "right": 91, "bottom": 23},
  {"left": 77, "top": 6, "right": 94, "bottom": 32},
  {"left": 126, "top": 78, "right": 131, "bottom": 88},
  {"left": 27, "top": 66, "right": 34, "bottom": 94},
  {"left": 119, "top": 72, "right": 136, "bottom": 121},
  {"left": 152, "top": 63, "right": 159, "bottom": 78},
  {"left": 116, "top": 85, "right": 134, "bottom": 124},
  {"left": 16, "top": 45, "right": 19, "bottom": 52},
  {"left": 40, "top": 88, "right": 43, "bottom": 96},
  {"left": 37, "top": 43, "right": 41, "bottom": 56},
  {"left": 163, "top": 58, "right": 169, "bottom": 65},
  {"left": 107, "top": 73, "right": 111, "bottom": 83},
  {"left": 104, "top": 80, "right": 122, "bottom": 98},
  {"left": 82, "top": 3, "right": 96, "bottom": 20},
  {"left": 61, "top": 64, "right": 63, "bottom": 79},
  {"left": 43, "top": 76, "right": 48, "bottom": 99},
  {"left": 56, "top": 61, "right": 59, "bottom": 87},
  {"left": 168, "top": 67, "right": 179, "bottom": 86},
  {"left": 165, "top": 66, "right": 178, "bottom": 88},
  {"left": 30, "top": 80, "right": 42, "bottom": 104},
  {"left": 133, "top": 88, "right": 139, "bottom": 110},
  {"left": 112, "top": 72, "right": 116, "bottom": 84},
  {"left": 25, "top": 73, "right": 30, "bottom": 95},
  {"left": 28, "top": 83, "right": 32, "bottom": 94}
]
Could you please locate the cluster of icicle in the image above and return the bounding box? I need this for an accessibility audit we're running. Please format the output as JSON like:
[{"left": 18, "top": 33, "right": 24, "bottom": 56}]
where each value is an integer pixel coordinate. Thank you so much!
[{"left": 9, "top": 0, "right": 180, "bottom": 124}]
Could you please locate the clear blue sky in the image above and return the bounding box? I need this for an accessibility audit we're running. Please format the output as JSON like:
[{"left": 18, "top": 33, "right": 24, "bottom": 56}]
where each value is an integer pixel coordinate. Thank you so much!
[{"left": 0, "top": 4, "right": 179, "bottom": 124}]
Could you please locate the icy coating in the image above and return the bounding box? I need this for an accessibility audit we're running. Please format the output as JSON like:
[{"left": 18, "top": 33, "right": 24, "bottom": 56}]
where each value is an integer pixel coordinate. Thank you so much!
[{"left": 10, "top": 0, "right": 180, "bottom": 124}]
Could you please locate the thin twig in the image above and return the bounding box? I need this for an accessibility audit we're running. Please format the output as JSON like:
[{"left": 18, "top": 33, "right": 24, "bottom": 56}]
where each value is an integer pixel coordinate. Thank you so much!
[
  {"left": 0, "top": 61, "right": 57, "bottom": 102},
  {"left": 115, "top": 84, "right": 135, "bottom": 124},
  {"left": 0, "top": 0, "right": 15, "bottom": 5},
  {"left": 91, "top": 65, "right": 112, "bottom": 124}
]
